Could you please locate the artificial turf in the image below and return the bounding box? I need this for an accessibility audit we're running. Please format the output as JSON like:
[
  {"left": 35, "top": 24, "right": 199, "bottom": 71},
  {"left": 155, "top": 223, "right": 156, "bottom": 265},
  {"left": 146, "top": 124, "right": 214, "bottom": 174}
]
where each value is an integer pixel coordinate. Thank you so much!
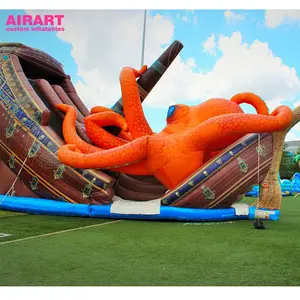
[{"left": 0, "top": 196, "right": 299, "bottom": 286}]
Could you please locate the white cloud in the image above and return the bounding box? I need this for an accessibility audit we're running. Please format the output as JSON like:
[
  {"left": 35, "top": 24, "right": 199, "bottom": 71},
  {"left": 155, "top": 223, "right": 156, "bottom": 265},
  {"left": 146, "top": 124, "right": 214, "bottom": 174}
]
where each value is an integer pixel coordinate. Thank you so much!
[
  {"left": 193, "top": 16, "right": 198, "bottom": 25},
  {"left": 187, "top": 58, "right": 196, "bottom": 68},
  {"left": 292, "top": 122, "right": 300, "bottom": 134},
  {"left": 285, "top": 132, "right": 299, "bottom": 141},
  {"left": 26, "top": 11, "right": 300, "bottom": 116},
  {"left": 285, "top": 120, "right": 300, "bottom": 141},
  {"left": 265, "top": 10, "right": 300, "bottom": 28},
  {"left": 286, "top": 102, "right": 300, "bottom": 141},
  {"left": 201, "top": 31, "right": 300, "bottom": 103},
  {"left": 295, "top": 101, "right": 300, "bottom": 108},
  {"left": 181, "top": 16, "right": 188, "bottom": 22},
  {"left": 203, "top": 34, "right": 216, "bottom": 56},
  {"left": 51, "top": 10, "right": 174, "bottom": 108},
  {"left": 224, "top": 10, "right": 245, "bottom": 23},
  {"left": 138, "top": 30, "right": 300, "bottom": 108},
  {"left": 180, "top": 10, "right": 197, "bottom": 24},
  {"left": 212, "top": 32, "right": 300, "bottom": 103},
  {"left": 265, "top": 97, "right": 285, "bottom": 111}
]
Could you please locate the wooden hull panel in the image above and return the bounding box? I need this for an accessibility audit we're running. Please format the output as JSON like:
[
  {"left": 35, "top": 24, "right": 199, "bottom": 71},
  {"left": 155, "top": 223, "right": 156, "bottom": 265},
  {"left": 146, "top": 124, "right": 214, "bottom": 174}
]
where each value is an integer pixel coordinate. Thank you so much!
[
  {"left": 161, "top": 133, "right": 273, "bottom": 208},
  {"left": 0, "top": 161, "right": 38, "bottom": 198},
  {"left": 0, "top": 51, "right": 115, "bottom": 205}
]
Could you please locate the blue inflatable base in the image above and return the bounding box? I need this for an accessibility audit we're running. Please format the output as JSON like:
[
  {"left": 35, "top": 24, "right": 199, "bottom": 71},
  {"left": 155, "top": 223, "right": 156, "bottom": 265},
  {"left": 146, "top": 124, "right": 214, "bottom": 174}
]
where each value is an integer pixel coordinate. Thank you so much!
[
  {"left": 245, "top": 192, "right": 290, "bottom": 197},
  {"left": 0, "top": 195, "right": 280, "bottom": 221}
]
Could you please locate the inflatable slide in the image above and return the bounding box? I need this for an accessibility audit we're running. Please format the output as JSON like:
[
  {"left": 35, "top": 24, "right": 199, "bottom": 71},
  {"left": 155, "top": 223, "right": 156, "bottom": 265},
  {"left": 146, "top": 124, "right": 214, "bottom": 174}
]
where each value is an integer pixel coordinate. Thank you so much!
[{"left": 0, "top": 42, "right": 299, "bottom": 221}]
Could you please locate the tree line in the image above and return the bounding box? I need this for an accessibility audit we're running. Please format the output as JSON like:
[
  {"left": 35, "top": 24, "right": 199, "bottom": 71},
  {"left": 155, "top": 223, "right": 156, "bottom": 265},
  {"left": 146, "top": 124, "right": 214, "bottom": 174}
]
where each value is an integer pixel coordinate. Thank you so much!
[{"left": 280, "top": 144, "right": 300, "bottom": 179}]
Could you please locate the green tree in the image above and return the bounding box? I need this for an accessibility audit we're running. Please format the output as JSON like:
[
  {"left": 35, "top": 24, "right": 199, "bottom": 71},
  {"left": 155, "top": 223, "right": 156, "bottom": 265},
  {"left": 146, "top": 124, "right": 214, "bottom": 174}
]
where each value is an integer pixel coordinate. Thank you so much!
[
  {"left": 280, "top": 143, "right": 298, "bottom": 179},
  {"left": 293, "top": 154, "right": 300, "bottom": 168}
]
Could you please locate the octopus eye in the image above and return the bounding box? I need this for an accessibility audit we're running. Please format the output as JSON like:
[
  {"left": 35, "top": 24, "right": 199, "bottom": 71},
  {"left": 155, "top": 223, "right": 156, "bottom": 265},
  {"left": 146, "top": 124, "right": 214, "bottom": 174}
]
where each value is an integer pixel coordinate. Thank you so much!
[{"left": 167, "top": 105, "right": 177, "bottom": 118}]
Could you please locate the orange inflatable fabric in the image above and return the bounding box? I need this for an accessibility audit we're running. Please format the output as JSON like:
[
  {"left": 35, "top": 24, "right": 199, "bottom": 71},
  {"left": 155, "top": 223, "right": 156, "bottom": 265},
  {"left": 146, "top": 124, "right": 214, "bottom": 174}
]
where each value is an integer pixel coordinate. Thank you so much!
[{"left": 56, "top": 65, "right": 293, "bottom": 190}]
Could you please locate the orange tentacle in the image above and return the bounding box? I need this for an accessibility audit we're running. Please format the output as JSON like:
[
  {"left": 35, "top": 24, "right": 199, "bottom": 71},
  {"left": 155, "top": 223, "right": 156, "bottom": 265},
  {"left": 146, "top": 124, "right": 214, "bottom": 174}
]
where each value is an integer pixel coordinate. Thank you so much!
[
  {"left": 119, "top": 130, "right": 133, "bottom": 141},
  {"left": 85, "top": 111, "right": 128, "bottom": 130},
  {"left": 190, "top": 105, "right": 293, "bottom": 150},
  {"left": 90, "top": 105, "right": 133, "bottom": 141},
  {"left": 113, "top": 160, "right": 150, "bottom": 175},
  {"left": 57, "top": 104, "right": 102, "bottom": 153},
  {"left": 84, "top": 119, "right": 128, "bottom": 149},
  {"left": 230, "top": 93, "right": 269, "bottom": 115},
  {"left": 120, "top": 65, "right": 153, "bottom": 139},
  {"left": 57, "top": 137, "right": 148, "bottom": 170},
  {"left": 84, "top": 111, "right": 129, "bottom": 149},
  {"left": 90, "top": 106, "right": 112, "bottom": 114}
]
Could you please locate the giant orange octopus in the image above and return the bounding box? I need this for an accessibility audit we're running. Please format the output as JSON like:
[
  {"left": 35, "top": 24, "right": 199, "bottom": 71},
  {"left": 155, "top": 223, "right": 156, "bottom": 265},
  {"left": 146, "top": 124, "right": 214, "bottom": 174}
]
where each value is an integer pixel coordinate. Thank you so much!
[{"left": 57, "top": 65, "right": 293, "bottom": 190}]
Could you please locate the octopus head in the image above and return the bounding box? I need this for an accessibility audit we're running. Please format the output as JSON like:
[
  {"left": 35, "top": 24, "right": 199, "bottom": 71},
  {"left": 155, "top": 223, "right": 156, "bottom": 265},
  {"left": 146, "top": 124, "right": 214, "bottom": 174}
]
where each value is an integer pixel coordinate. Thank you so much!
[{"left": 161, "top": 98, "right": 243, "bottom": 136}]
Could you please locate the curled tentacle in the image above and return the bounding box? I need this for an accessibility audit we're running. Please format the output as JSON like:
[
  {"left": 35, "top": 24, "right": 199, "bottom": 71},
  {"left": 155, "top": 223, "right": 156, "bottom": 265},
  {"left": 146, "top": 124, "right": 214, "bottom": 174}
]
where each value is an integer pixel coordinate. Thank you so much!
[
  {"left": 85, "top": 111, "right": 128, "bottom": 130},
  {"left": 230, "top": 93, "right": 269, "bottom": 115},
  {"left": 90, "top": 106, "right": 112, "bottom": 114},
  {"left": 57, "top": 104, "right": 102, "bottom": 153},
  {"left": 119, "top": 130, "right": 133, "bottom": 141},
  {"left": 90, "top": 105, "right": 133, "bottom": 141},
  {"left": 84, "top": 111, "right": 129, "bottom": 149}
]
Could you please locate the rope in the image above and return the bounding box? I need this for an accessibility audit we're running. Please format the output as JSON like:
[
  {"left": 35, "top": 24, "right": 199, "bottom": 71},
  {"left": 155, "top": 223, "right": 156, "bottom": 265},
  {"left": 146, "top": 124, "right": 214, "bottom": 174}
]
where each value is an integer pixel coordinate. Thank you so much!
[
  {"left": 252, "top": 133, "right": 267, "bottom": 229},
  {"left": 141, "top": 9, "right": 147, "bottom": 67},
  {"left": 0, "top": 142, "right": 33, "bottom": 205},
  {"left": 257, "top": 133, "right": 261, "bottom": 209}
]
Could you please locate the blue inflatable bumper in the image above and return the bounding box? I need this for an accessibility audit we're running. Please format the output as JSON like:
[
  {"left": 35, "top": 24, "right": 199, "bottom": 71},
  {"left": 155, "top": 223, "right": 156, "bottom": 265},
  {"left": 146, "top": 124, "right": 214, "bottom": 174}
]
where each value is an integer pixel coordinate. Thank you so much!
[{"left": 0, "top": 195, "right": 280, "bottom": 221}]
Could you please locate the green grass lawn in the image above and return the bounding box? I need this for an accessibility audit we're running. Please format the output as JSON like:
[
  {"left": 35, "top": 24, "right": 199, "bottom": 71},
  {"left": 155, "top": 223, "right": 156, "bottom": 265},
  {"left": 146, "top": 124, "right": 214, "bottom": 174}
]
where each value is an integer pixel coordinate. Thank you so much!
[{"left": 0, "top": 196, "right": 299, "bottom": 286}]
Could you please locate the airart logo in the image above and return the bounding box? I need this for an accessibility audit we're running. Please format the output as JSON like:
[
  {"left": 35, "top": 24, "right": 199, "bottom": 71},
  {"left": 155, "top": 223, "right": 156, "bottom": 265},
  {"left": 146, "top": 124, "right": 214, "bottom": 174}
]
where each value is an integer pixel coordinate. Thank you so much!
[{"left": 5, "top": 14, "right": 65, "bottom": 32}]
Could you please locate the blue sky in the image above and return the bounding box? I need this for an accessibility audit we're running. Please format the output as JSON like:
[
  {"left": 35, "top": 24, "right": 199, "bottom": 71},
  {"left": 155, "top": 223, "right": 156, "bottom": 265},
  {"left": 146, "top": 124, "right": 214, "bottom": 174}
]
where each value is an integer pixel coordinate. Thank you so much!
[
  {"left": 152, "top": 10, "right": 300, "bottom": 72},
  {"left": 1, "top": 9, "right": 299, "bottom": 141}
]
